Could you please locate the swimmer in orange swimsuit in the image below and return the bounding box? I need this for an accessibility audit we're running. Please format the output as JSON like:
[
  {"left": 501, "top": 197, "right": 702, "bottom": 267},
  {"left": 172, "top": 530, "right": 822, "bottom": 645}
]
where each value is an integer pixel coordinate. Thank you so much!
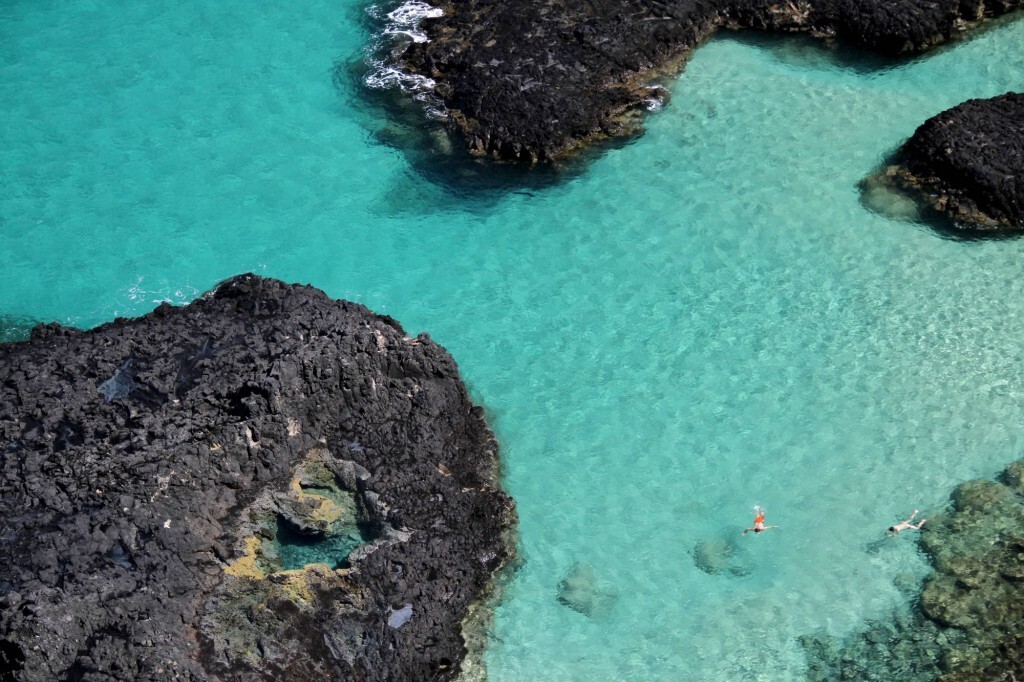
[{"left": 742, "top": 505, "right": 778, "bottom": 536}]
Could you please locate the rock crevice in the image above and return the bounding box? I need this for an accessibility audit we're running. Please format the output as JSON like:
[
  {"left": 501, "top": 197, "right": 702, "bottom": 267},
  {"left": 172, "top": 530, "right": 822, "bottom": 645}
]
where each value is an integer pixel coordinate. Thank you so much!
[{"left": 0, "top": 274, "right": 516, "bottom": 681}]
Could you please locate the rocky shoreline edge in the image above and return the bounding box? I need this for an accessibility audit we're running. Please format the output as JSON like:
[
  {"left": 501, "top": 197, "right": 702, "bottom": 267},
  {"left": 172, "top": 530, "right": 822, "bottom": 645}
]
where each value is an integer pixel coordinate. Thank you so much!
[
  {"left": 393, "top": 0, "right": 1023, "bottom": 163},
  {"left": 0, "top": 274, "right": 517, "bottom": 680},
  {"left": 865, "top": 91, "right": 1024, "bottom": 234},
  {"left": 803, "top": 458, "right": 1024, "bottom": 681}
]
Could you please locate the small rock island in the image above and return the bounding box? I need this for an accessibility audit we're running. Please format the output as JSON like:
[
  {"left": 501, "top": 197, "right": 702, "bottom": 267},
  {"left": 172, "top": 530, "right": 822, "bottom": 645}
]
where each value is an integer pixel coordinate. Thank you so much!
[
  {"left": 871, "top": 92, "right": 1024, "bottom": 232},
  {"left": 400, "top": 0, "right": 1023, "bottom": 162},
  {"left": 0, "top": 275, "right": 516, "bottom": 680}
]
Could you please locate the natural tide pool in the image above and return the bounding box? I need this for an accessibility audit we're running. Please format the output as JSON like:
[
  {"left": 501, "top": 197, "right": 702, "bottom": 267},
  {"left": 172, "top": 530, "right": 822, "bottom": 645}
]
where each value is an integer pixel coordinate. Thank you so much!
[{"left": 3, "top": 2, "right": 1024, "bottom": 679}]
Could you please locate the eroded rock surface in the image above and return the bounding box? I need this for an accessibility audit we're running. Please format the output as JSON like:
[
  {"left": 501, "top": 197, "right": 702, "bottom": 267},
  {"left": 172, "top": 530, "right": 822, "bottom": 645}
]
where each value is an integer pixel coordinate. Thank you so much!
[
  {"left": 400, "top": 0, "right": 1023, "bottom": 162},
  {"left": 0, "top": 274, "right": 516, "bottom": 681},
  {"left": 871, "top": 92, "right": 1024, "bottom": 232}
]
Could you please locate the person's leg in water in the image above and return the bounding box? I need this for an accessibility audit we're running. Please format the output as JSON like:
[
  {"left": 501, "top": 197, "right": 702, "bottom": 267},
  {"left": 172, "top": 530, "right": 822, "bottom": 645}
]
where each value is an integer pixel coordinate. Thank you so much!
[
  {"left": 743, "top": 506, "right": 776, "bottom": 535},
  {"left": 887, "top": 510, "right": 926, "bottom": 536}
]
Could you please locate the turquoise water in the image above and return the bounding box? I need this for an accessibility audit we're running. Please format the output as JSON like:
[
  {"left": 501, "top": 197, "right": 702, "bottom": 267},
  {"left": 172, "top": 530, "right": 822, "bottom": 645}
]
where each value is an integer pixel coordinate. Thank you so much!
[
  {"left": 274, "top": 520, "right": 372, "bottom": 571},
  {"left": 3, "top": 1, "right": 1024, "bottom": 678}
]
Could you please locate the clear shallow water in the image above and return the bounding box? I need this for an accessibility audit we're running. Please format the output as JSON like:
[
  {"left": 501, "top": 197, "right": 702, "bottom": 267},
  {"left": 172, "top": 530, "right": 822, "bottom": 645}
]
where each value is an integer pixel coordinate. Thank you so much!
[{"left": 3, "top": 2, "right": 1024, "bottom": 679}]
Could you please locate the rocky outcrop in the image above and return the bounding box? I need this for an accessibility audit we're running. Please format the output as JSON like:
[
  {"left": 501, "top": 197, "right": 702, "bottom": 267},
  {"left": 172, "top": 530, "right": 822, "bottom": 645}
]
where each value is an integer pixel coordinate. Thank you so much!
[
  {"left": 871, "top": 92, "right": 1024, "bottom": 232},
  {"left": 0, "top": 275, "right": 516, "bottom": 681},
  {"left": 802, "top": 459, "right": 1024, "bottom": 681},
  {"left": 398, "top": 0, "right": 1023, "bottom": 162}
]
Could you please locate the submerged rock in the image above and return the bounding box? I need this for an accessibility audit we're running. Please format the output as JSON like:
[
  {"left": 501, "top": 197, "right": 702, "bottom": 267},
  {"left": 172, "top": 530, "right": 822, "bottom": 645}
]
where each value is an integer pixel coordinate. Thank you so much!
[
  {"left": 0, "top": 275, "right": 517, "bottom": 681},
  {"left": 868, "top": 92, "right": 1024, "bottom": 232},
  {"left": 0, "top": 315, "right": 37, "bottom": 344},
  {"left": 801, "top": 459, "right": 1024, "bottom": 681},
  {"left": 398, "top": 0, "right": 1023, "bottom": 163},
  {"left": 800, "top": 610, "right": 950, "bottom": 682},
  {"left": 556, "top": 561, "right": 618, "bottom": 620},
  {"left": 693, "top": 535, "right": 752, "bottom": 577}
]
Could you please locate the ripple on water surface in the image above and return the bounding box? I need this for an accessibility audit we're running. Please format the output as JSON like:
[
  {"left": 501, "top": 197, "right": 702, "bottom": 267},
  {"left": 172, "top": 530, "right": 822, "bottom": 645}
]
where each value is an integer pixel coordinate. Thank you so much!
[{"left": 2, "top": 2, "right": 1024, "bottom": 679}]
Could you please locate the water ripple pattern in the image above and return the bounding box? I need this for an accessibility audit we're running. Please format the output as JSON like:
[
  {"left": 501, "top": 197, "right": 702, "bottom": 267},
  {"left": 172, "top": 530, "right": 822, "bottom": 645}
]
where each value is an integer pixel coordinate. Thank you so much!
[{"left": 2, "top": 1, "right": 1024, "bottom": 679}]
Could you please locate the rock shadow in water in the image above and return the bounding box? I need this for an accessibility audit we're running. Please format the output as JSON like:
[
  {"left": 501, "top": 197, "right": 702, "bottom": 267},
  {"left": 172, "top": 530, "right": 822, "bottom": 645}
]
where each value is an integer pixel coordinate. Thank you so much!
[{"left": 722, "top": 30, "right": 909, "bottom": 76}]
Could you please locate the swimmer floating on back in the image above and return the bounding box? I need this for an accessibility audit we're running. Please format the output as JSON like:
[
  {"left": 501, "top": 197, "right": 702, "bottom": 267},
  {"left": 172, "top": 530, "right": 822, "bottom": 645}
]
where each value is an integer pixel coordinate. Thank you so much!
[
  {"left": 887, "top": 509, "right": 926, "bottom": 536},
  {"left": 742, "top": 505, "right": 778, "bottom": 536}
]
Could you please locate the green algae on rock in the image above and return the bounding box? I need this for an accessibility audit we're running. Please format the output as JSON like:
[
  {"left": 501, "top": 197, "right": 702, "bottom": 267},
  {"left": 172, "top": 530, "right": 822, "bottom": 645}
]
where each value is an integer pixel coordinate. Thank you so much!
[
  {"left": 917, "top": 462, "right": 1024, "bottom": 679},
  {"left": 0, "top": 275, "right": 517, "bottom": 681},
  {"left": 866, "top": 92, "right": 1024, "bottom": 234},
  {"left": 802, "top": 459, "right": 1024, "bottom": 681}
]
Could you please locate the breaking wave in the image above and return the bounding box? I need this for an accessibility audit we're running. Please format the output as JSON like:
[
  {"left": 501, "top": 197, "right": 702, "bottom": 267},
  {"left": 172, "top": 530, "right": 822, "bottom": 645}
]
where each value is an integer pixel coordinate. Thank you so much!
[
  {"left": 363, "top": 0, "right": 447, "bottom": 119},
  {"left": 381, "top": 0, "right": 443, "bottom": 42},
  {"left": 644, "top": 86, "right": 670, "bottom": 112},
  {"left": 112, "top": 276, "right": 200, "bottom": 318}
]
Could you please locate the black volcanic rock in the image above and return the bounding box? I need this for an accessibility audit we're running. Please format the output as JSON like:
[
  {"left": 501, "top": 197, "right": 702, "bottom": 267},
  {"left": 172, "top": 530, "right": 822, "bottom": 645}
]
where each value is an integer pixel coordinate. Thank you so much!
[
  {"left": 0, "top": 275, "right": 516, "bottom": 681},
  {"left": 399, "top": 0, "right": 1022, "bottom": 162},
  {"left": 875, "top": 92, "right": 1024, "bottom": 231}
]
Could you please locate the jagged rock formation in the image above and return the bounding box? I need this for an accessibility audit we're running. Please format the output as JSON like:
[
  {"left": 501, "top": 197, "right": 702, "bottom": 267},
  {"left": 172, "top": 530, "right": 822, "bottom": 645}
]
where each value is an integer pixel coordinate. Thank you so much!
[
  {"left": 400, "top": 0, "right": 1023, "bottom": 162},
  {"left": 802, "top": 459, "right": 1024, "bottom": 681},
  {"left": 871, "top": 92, "right": 1024, "bottom": 231},
  {"left": 0, "top": 275, "right": 516, "bottom": 681}
]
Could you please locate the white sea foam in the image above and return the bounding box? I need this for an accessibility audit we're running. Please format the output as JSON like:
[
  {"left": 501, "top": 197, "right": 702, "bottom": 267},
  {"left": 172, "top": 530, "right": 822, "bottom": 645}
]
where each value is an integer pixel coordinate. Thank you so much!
[
  {"left": 364, "top": 65, "right": 436, "bottom": 92},
  {"left": 644, "top": 85, "right": 669, "bottom": 111},
  {"left": 364, "top": 0, "right": 447, "bottom": 118},
  {"left": 386, "top": 1, "right": 443, "bottom": 22},
  {"left": 386, "top": 1, "right": 443, "bottom": 26},
  {"left": 363, "top": 61, "right": 446, "bottom": 118},
  {"left": 114, "top": 276, "right": 199, "bottom": 317},
  {"left": 383, "top": 27, "right": 429, "bottom": 44}
]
